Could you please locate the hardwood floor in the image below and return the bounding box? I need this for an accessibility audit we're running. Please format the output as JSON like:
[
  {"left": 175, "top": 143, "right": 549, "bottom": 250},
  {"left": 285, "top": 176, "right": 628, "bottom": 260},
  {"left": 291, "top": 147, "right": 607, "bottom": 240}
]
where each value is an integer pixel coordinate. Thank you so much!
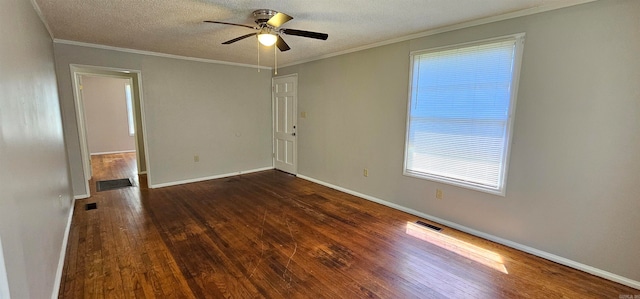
[{"left": 59, "top": 153, "right": 637, "bottom": 298}]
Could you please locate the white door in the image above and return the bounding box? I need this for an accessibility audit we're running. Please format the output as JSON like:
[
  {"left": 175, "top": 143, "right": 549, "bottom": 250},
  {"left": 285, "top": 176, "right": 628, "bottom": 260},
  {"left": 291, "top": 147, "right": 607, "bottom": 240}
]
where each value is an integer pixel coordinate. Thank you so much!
[{"left": 273, "top": 75, "right": 297, "bottom": 174}]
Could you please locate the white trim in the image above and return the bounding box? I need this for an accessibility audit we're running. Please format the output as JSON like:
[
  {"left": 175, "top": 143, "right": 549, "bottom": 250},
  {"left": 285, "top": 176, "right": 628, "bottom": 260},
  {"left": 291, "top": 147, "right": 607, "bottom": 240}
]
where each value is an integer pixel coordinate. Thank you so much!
[
  {"left": 51, "top": 197, "right": 76, "bottom": 299},
  {"left": 271, "top": 77, "right": 276, "bottom": 169},
  {"left": 29, "top": 0, "right": 54, "bottom": 39},
  {"left": 132, "top": 68, "right": 153, "bottom": 186},
  {"left": 150, "top": 167, "right": 274, "bottom": 189},
  {"left": 90, "top": 150, "right": 136, "bottom": 156},
  {"left": 0, "top": 236, "right": 10, "bottom": 299},
  {"left": 73, "top": 194, "right": 89, "bottom": 200},
  {"left": 70, "top": 70, "right": 92, "bottom": 197},
  {"left": 408, "top": 33, "right": 525, "bottom": 56},
  {"left": 70, "top": 64, "right": 138, "bottom": 76},
  {"left": 279, "top": 0, "right": 596, "bottom": 68},
  {"left": 54, "top": 39, "right": 271, "bottom": 70},
  {"left": 296, "top": 174, "right": 640, "bottom": 290},
  {"left": 75, "top": 72, "right": 132, "bottom": 80}
]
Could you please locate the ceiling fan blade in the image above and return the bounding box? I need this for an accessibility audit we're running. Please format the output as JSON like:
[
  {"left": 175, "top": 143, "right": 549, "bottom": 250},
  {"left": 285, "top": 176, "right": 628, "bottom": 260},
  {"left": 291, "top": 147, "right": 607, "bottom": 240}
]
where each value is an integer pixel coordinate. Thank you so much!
[
  {"left": 204, "top": 20, "right": 255, "bottom": 30},
  {"left": 282, "top": 29, "right": 328, "bottom": 40},
  {"left": 222, "top": 33, "right": 257, "bottom": 44},
  {"left": 267, "top": 12, "right": 293, "bottom": 28},
  {"left": 276, "top": 36, "right": 291, "bottom": 52}
]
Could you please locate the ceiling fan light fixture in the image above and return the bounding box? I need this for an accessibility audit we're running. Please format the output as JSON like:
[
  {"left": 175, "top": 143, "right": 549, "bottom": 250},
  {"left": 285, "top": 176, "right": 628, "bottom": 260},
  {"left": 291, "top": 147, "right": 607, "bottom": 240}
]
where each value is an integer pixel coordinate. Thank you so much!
[
  {"left": 205, "top": 9, "right": 327, "bottom": 52},
  {"left": 257, "top": 32, "right": 278, "bottom": 46}
]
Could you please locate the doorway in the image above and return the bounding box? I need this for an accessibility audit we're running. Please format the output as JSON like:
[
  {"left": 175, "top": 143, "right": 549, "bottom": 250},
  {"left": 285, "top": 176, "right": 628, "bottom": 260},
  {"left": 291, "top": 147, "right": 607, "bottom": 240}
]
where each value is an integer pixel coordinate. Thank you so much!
[
  {"left": 272, "top": 74, "right": 298, "bottom": 175},
  {"left": 80, "top": 75, "right": 139, "bottom": 188},
  {"left": 71, "top": 65, "right": 149, "bottom": 198}
]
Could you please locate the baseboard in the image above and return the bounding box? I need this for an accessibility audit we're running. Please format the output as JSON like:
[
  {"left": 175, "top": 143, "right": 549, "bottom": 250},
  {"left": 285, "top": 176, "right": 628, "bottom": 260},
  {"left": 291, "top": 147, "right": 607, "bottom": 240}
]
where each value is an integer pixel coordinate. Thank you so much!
[
  {"left": 150, "top": 166, "right": 275, "bottom": 189},
  {"left": 90, "top": 150, "right": 135, "bottom": 156},
  {"left": 51, "top": 196, "right": 76, "bottom": 299},
  {"left": 297, "top": 174, "right": 640, "bottom": 290}
]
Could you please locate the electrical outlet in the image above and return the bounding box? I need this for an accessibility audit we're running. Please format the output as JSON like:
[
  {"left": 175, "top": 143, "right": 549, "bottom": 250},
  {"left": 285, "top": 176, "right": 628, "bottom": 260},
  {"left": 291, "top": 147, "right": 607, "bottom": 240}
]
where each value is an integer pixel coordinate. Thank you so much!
[
  {"left": 435, "top": 189, "right": 443, "bottom": 200},
  {"left": 194, "top": 155, "right": 199, "bottom": 162},
  {"left": 363, "top": 168, "right": 368, "bottom": 177}
]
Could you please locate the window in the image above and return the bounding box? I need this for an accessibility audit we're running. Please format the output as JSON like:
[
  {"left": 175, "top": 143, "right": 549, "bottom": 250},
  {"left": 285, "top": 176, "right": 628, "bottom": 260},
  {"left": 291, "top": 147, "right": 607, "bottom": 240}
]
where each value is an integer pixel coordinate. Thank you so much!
[
  {"left": 124, "top": 83, "right": 135, "bottom": 136},
  {"left": 404, "top": 34, "right": 524, "bottom": 195}
]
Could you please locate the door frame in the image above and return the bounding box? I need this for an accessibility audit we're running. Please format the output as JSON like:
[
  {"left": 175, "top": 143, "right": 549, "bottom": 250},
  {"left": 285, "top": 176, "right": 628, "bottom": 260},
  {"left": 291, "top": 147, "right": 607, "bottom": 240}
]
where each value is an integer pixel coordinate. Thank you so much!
[
  {"left": 272, "top": 74, "right": 298, "bottom": 175},
  {"left": 70, "top": 64, "right": 151, "bottom": 198}
]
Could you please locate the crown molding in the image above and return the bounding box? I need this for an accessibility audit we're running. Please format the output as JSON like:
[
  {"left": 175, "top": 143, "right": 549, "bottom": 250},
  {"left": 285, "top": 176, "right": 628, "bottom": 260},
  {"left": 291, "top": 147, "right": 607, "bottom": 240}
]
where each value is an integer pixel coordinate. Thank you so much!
[
  {"left": 30, "top": 0, "right": 55, "bottom": 39},
  {"left": 50, "top": 0, "right": 597, "bottom": 71},
  {"left": 280, "top": 0, "right": 598, "bottom": 68},
  {"left": 53, "top": 39, "right": 272, "bottom": 70}
]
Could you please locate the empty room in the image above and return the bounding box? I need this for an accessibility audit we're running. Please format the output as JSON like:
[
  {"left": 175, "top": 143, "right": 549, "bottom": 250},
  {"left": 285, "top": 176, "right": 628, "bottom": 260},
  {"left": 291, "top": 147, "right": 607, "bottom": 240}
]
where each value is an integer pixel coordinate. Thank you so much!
[{"left": 1, "top": 0, "right": 639, "bottom": 298}]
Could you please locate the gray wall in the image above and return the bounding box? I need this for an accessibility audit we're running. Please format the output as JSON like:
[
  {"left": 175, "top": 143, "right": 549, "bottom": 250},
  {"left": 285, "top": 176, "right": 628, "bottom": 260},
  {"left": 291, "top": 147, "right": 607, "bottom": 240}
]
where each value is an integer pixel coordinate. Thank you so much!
[
  {"left": 82, "top": 76, "right": 136, "bottom": 154},
  {"left": 0, "top": 0, "right": 74, "bottom": 298},
  {"left": 53, "top": 44, "right": 273, "bottom": 194},
  {"left": 279, "top": 0, "right": 640, "bottom": 282}
]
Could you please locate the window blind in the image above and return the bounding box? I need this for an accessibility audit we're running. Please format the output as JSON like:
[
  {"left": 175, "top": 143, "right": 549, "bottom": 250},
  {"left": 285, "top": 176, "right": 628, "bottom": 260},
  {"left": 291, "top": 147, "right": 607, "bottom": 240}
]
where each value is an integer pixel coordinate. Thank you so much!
[{"left": 405, "top": 36, "right": 523, "bottom": 194}]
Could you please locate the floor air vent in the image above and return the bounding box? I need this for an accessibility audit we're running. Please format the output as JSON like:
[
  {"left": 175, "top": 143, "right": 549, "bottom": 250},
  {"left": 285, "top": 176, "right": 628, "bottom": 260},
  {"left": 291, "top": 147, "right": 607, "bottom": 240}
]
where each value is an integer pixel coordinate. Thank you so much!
[
  {"left": 96, "top": 178, "right": 133, "bottom": 192},
  {"left": 85, "top": 203, "right": 97, "bottom": 210},
  {"left": 416, "top": 221, "right": 442, "bottom": 231}
]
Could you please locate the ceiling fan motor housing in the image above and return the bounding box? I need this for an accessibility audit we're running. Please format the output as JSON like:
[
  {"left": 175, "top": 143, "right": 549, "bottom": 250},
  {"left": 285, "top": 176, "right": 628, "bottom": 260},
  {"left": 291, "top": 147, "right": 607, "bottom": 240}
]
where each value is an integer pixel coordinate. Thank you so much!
[{"left": 253, "top": 9, "right": 278, "bottom": 25}]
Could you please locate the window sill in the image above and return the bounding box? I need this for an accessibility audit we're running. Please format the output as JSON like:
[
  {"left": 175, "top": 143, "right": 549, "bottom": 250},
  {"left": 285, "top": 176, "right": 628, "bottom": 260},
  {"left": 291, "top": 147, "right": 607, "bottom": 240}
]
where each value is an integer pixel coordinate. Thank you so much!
[{"left": 403, "top": 170, "right": 506, "bottom": 197}]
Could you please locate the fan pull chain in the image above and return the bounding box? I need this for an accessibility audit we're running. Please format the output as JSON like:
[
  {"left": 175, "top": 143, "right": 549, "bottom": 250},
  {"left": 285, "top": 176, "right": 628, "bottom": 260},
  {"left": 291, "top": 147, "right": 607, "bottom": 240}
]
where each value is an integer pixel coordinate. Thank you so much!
[
  {"left": 257, "top": 39, "right": 260, "bottom": 73},
  {"left": 274, "top": 45, "right": 278, "bottom": 75}
]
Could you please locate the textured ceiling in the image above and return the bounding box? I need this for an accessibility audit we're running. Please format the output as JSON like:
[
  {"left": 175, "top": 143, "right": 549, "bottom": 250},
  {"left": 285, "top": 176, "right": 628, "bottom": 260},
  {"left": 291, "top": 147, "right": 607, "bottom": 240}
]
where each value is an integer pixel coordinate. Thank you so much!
[{"left": 35, "top": 0, "right": 586, "bottom": 67}]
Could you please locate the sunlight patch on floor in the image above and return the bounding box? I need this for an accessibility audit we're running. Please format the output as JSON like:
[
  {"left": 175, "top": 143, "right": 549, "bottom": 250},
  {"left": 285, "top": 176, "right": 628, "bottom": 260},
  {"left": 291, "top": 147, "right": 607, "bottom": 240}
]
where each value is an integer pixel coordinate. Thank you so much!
[{"left": 406, "top": 222, "right": 508, "bottom": 274}]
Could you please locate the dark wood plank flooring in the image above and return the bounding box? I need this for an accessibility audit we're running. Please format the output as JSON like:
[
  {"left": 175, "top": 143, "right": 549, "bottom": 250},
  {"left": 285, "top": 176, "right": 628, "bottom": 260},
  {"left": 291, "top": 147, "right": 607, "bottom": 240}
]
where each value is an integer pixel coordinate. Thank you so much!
[{"left": 58, "top": 153, "right": 638, "bottom": 298}]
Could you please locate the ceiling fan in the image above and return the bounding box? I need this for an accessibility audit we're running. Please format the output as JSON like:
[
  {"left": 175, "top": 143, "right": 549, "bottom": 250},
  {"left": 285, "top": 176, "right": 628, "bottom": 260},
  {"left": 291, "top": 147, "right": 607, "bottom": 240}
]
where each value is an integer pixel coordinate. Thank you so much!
[{"left": 204, "top": 9, "right": 329, "bottom": 52}]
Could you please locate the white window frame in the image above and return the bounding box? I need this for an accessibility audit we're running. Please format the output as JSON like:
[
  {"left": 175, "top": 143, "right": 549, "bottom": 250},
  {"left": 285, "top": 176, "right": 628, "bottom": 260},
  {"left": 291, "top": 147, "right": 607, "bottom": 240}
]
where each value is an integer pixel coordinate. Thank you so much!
[{"left": 403, "top": 33, "right": 525, "bottom": 196}]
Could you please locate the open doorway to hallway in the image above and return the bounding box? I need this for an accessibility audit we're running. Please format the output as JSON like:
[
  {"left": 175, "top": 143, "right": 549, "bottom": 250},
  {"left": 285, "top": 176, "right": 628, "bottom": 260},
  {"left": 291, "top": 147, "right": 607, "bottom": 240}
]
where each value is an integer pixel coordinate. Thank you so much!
[
  {"left": 79, "top": 75, "right": 146, "bottom": 193},
  {"left": 81, "top": 75, "right": 136, "bottom": 190},
  {"left": 71, "top": 65, "right": 149, "bottom": 198}
]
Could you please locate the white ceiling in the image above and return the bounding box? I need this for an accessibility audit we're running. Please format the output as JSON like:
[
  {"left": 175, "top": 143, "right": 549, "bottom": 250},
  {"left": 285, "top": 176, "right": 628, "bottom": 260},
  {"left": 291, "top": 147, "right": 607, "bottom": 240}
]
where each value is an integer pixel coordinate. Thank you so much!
[{"left": 34, "top": 0, "right": 590, "bottom": 67}]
